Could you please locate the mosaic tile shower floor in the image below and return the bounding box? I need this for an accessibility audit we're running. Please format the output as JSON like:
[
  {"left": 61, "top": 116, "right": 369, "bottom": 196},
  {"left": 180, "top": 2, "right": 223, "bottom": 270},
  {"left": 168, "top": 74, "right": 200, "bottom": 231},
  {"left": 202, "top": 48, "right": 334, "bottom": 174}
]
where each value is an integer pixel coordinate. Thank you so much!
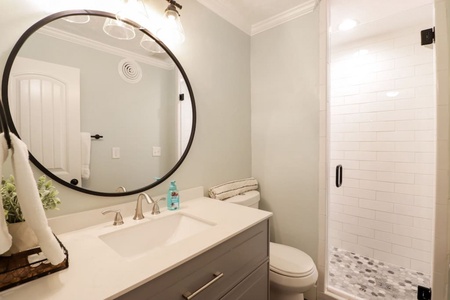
[{"left": 328, "top": 247, "right": 430, "bottom": 299}]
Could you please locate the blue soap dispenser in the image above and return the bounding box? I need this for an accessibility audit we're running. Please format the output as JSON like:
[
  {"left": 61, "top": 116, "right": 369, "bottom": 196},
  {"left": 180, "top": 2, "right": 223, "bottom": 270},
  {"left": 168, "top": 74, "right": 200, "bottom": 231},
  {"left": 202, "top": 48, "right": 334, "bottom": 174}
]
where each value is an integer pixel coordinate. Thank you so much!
[{"left": 167, "top": 181, "right": 180, "bottom": 210}]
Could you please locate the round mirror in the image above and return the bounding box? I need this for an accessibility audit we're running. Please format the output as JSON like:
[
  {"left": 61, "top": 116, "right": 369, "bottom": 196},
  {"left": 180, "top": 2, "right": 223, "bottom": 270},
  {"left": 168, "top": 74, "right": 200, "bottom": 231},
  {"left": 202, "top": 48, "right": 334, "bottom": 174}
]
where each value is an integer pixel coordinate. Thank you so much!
[{"left": 1, "top": 10, "right": 196, "bottom": 196}]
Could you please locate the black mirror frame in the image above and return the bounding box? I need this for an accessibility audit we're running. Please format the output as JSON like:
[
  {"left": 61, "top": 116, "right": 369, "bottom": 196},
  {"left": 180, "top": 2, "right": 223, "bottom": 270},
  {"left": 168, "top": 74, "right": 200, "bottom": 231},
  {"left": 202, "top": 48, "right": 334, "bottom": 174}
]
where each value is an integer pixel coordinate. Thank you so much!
[{"left": 1, "top": 10, "right": 196, "bottom": 197}]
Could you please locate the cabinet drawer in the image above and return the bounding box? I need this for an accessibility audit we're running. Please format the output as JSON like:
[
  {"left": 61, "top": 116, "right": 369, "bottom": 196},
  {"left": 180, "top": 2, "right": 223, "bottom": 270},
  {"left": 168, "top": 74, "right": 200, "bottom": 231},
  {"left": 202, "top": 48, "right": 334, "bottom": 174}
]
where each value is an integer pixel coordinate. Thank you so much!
[
  {"left": 116, "top": 220, "right": 269, "bottom": 300},
  {"left": 220, "top": 261, "right": 269, "bottom": 300}
]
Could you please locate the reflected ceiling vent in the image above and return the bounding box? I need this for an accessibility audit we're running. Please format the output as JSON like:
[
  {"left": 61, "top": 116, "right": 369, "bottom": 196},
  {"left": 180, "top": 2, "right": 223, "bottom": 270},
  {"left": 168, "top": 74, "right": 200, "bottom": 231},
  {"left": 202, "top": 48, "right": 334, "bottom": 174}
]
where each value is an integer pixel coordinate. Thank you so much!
[{"left": 118, "top": 59, "right": 142, "bottom": 83}]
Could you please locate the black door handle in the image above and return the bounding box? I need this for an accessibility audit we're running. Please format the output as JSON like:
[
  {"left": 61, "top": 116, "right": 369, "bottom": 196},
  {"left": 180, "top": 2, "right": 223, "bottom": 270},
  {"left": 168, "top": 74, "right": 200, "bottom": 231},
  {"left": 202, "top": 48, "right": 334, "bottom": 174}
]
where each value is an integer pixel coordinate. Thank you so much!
[
  {"left": 336, "top": 165, "right": 343, "bottom": 188},
  {"left": 70, "top": 178, "right": 79, "bottom": 185}
]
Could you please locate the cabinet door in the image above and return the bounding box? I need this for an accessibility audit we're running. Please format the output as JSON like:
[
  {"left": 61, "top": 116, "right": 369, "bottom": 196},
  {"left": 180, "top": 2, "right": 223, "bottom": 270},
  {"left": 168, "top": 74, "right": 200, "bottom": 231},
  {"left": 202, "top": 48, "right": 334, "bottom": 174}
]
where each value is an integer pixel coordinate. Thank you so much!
[{"left": 220, "top": 262, "right": 269, "bottom": 300}]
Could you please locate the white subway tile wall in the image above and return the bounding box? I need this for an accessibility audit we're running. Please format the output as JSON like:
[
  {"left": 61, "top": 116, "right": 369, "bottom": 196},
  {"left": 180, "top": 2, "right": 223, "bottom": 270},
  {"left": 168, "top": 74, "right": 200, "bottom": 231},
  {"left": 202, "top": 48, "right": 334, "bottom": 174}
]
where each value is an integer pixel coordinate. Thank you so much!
[{"left": 329, "top": 28, "right": 435, "bottom": 275}]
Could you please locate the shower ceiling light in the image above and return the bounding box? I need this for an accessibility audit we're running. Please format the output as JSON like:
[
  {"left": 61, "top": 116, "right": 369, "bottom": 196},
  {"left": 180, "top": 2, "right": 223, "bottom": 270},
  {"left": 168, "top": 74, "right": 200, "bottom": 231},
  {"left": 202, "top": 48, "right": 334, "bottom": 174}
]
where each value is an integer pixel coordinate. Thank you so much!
[
  {"left": 338, "top": 19, "right": 357, "bottom": 31},
  {"left": 157, "top": 0, "right": 185, "bottom": 46}
]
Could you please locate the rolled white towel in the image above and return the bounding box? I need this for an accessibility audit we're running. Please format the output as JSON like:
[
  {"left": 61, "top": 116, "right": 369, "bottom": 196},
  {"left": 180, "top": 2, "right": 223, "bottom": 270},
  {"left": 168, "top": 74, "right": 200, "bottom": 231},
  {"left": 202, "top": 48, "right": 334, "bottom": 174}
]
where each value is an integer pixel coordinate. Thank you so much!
[
  {"left": 10, "top": 134, "right": 65, "bottom": 265},
  {"left": 208, "top": 177, "right": 259, "bottom": 200},
  {"left": 0, "top": 133, "right": 12, "bottom": 254},
  {"left": 80, "top": 132, "right": 91, "bottom": 180}
]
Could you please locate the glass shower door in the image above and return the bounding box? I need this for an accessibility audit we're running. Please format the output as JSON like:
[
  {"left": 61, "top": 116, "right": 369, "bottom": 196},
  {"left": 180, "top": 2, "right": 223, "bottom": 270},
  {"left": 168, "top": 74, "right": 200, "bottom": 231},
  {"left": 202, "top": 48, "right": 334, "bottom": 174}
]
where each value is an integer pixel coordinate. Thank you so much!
[{"left": 327, "top": 1, "right": 435, "bottom": 298}]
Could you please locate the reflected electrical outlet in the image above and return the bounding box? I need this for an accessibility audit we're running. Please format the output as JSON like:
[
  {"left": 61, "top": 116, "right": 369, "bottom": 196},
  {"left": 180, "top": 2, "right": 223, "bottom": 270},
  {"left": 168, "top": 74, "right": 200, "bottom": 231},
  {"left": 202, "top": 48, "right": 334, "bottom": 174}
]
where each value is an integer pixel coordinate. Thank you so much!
[
  {"left": 152, "top": 146, "right": 161, "bottom": 157},
  {"left": 112, "top": 147, "right": 120, "bottom": 159}
]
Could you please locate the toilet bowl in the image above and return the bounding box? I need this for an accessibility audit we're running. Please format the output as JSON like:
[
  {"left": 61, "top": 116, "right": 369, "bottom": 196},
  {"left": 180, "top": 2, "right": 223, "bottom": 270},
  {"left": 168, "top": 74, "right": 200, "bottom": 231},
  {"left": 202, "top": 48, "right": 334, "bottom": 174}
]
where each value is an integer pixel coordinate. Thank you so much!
[
  {"left": 220, "top": 191, "right": 318, "bottom": 300},
  {"left": 269, "top": 242, "right": 318, "bottom": 300}
]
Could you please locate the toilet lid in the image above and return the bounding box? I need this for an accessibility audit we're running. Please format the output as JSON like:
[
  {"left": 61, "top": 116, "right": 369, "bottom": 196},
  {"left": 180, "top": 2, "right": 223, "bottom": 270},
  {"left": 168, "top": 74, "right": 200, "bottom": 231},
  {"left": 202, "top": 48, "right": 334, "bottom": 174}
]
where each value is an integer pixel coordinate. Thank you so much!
[
  {"left": 270, "top": 242, "right": 315, "bottom": 278},
  {"left": 224, "top": 190, "right": 260, "bottom": 207}
]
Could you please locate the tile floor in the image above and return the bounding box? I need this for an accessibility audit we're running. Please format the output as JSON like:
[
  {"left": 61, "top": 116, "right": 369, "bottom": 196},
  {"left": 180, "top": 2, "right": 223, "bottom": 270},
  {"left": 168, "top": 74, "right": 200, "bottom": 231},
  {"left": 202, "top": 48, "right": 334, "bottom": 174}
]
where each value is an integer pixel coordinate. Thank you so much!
[{"left": 328, "top": 247, "right": 431, "bottom": 299}]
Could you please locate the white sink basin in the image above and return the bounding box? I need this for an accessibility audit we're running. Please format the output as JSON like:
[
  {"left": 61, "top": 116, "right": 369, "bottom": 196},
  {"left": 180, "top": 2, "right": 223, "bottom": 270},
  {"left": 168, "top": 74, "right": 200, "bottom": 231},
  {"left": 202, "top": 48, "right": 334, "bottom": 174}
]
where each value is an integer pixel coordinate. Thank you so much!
[{"left": 99, "top": 213, "right": 214, "bottom": 259}]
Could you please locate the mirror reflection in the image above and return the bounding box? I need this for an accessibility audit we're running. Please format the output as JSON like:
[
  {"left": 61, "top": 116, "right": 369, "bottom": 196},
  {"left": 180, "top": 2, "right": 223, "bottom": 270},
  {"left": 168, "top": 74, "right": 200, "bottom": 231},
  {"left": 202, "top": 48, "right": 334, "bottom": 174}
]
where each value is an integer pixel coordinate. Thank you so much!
[{"left": 5, "top": 13, "right": 195, "bottom": 195}]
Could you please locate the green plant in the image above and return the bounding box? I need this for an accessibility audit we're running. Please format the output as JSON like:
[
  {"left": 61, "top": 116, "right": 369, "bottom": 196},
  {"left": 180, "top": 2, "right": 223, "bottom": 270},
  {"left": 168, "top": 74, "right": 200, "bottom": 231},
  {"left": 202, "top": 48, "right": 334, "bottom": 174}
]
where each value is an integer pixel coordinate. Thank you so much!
[{"left": 2, "top": 175, "right": 61, "bottom": 223}]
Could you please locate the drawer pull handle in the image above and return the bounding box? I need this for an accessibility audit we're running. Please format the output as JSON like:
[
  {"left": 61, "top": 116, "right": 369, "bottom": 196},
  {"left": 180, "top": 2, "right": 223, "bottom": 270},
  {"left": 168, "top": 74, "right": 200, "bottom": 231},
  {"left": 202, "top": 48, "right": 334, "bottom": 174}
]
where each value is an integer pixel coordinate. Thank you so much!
[{"left": 182, "top": 271, "right": 224, "bottom": 300}]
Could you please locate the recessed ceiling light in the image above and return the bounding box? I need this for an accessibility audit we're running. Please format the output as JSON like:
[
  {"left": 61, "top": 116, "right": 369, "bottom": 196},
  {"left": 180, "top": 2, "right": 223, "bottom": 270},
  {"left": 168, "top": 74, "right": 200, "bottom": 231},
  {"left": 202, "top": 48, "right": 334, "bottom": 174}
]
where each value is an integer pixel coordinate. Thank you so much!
[
  {"left": 338, "top": 19, "right": 358, "bottom": 31},
  {"left": 386, "top": 91, "right": 399, "bottom": 98}
]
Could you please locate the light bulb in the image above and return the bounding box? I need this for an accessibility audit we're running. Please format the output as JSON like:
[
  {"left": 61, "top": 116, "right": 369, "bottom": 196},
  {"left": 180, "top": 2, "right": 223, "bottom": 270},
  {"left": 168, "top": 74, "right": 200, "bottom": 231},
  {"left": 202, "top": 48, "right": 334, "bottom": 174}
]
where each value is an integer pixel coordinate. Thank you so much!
[
  {"left": 116, "top": 0, "right": 152, "bottom": 30},
  {"left": 156, "top": 3, "right": 185, "bottom": 46}
]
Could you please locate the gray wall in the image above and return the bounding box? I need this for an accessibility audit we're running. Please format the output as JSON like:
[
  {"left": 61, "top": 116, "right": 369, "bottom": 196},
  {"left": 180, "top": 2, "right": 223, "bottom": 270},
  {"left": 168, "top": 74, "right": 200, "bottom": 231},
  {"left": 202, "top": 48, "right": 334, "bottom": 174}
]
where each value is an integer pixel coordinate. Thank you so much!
[
  {"left": 251, "top": 11, "right": 320, "bottom": 261},
  {"left": 0, "top": 0, "right": 251, "bottom": 214}
]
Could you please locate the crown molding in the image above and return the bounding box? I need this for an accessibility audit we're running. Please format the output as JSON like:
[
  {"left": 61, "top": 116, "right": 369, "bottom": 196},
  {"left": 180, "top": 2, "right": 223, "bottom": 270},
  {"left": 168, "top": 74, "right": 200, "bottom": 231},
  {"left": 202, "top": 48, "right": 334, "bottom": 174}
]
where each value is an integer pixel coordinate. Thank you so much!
[
  {"left": 251, "top": 0, "right": 316, "bottom": 35},
  {"left": 196, "top": 0, "right": 252, "bottom": 35},
  {"left": 196, "top": 0, "right": 316, "bottom": 36},
  {"left": 38, "top": 27, "right": 175, "bottom": 70}
]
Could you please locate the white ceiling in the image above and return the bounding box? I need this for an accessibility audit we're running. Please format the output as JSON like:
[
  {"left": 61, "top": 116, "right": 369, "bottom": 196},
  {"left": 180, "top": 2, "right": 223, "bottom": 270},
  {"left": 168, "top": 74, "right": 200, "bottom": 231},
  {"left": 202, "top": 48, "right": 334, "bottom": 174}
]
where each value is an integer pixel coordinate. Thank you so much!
[
  {"left": 329, "top": 0, "right": 433, "bottom": 46},
  {"left": 196, "top": 0, "right": 434, "bottom": 38}
]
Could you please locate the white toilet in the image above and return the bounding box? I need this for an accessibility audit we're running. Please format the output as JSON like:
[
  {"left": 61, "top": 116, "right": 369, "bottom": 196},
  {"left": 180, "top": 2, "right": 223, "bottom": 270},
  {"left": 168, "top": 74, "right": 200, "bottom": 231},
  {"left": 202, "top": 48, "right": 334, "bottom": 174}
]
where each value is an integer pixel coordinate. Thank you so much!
[{"left": 222, "top": 190, "right": 318, "bottom": 300}]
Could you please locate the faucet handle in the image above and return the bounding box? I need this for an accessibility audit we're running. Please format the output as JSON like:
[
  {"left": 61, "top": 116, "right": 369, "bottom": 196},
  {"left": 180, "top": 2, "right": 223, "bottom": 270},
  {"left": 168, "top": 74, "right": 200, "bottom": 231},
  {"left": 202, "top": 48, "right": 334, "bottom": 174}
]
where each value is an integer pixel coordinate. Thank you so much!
[
  {"left": 102, "top": 210, "right": 124, "bottom": 226},
  {"left": 115, "top": 186, "right": 127, "bottom": 192},
  {"left": 151, "top": 197, "right": 166, "bottom": 215}
]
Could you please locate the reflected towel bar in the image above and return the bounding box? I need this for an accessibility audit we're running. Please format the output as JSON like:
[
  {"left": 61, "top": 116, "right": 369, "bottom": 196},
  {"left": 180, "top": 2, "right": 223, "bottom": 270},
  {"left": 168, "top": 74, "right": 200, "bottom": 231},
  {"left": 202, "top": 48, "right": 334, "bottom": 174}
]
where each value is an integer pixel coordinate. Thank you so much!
[{"left": 91, "top": 134, "right": 103, "bottom": 140}]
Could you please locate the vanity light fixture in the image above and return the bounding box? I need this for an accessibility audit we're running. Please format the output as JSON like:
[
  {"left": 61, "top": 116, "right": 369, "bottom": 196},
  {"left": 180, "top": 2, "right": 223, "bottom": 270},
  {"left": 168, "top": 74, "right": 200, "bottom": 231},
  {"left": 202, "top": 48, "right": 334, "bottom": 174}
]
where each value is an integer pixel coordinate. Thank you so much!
[
  {"left": 103, "top": 18, "right": 136, "bottom": 40},
  {"left": 156, "top": 0, "right": 185, "bottom": 46},
  {"left": 140, "top": 35, "right": 165, "bottom": 53},
  {"left": 116, "top": 0, "right": 151, "bottom": 30},
  {"left": 63, "top": 15, "right": 90, "bottom": 24},
  {"left": 104, "top": 0, "right": 153, "bottom": 40}
]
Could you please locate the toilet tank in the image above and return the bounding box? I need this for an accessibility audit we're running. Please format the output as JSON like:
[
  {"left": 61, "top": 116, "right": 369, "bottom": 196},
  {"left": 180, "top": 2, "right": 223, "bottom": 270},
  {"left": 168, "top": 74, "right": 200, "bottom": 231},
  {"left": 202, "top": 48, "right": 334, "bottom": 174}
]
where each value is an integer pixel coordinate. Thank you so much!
[{"left": 222, "top": 190, "right": 260, "bottom": 208}]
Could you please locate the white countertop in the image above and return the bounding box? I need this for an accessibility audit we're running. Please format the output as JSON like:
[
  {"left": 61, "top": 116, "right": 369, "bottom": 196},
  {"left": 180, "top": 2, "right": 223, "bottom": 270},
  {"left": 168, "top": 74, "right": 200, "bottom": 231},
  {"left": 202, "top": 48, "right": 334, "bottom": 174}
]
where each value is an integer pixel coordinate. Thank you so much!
[{"left": 0, "top": 197, "right": 272, "bottom": 300}]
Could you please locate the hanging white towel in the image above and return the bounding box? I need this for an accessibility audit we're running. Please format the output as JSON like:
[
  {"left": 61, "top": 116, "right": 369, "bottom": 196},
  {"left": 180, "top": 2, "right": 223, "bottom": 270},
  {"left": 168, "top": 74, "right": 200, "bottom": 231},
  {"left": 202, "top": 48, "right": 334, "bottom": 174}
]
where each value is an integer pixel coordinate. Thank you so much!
[
  {"left": 208, "top": 177, "right": 259, "bottom": 200},
  {"left": 80, "top": 132, "right": 91, "bottom": 180},
  {"left": 0, "top": 133, "right": 12, "bottom": 254},
  {"left": 10, "top": 134, "right": 65, "bottom": 265}
]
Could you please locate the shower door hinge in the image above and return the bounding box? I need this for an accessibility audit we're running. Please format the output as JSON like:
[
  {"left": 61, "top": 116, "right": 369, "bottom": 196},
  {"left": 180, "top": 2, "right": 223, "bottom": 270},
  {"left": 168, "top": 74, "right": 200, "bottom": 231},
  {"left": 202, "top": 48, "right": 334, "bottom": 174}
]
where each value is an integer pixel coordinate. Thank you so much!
[
  {"left": 421, "top": 27, "right": 435, "bottom": 45},
  {"left": 417, "top": 285, "right": 431, "bottom": 300}
]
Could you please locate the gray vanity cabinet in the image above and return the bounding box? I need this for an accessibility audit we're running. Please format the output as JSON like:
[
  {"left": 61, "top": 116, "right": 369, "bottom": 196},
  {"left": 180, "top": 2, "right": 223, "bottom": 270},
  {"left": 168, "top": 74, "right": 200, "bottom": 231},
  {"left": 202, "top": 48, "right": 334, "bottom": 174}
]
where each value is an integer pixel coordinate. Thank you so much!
[{"left": 116, "top": 220, "right": 269, "bottom": 300}]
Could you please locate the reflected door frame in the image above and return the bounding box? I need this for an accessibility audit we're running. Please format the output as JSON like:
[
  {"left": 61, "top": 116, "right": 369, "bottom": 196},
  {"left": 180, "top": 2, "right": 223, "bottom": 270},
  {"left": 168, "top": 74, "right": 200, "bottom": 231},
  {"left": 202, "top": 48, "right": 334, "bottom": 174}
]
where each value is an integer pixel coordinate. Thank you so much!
[{"left": 9, "top": 57, "right": 81, "bottom": 185}]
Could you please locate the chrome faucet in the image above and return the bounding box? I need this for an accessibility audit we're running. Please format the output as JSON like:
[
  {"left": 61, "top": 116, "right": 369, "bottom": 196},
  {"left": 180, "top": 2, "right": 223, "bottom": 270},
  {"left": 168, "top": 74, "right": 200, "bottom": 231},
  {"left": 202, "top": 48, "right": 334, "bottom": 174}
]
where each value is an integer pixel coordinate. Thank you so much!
[{"left": 133, "top": 193, "right": 165, "bottom": 220}]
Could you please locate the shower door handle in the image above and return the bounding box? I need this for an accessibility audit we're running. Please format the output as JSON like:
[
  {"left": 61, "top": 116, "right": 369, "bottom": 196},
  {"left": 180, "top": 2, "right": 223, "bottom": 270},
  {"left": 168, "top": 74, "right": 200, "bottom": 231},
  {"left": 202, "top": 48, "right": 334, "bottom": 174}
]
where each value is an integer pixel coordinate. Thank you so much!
[{"left": 336, "top": 165, "right": 343, "bottom": 188}]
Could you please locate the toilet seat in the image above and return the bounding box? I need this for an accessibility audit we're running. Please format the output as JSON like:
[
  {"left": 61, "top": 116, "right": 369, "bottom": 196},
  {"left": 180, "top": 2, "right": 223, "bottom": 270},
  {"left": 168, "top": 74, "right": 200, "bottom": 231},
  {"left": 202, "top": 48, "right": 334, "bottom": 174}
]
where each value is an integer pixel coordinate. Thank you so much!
[{"left": 270, "top": 242, "right": 315, "bottom": 278}]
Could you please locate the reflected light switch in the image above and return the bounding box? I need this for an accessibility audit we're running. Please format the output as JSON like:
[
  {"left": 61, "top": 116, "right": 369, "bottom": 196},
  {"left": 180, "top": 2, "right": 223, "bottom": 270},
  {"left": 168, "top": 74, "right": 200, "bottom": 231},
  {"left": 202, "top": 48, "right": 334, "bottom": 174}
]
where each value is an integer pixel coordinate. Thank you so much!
[
  {"left": 152, "top": 146, "right": 161, "bottom": 157},
  {"left": 112, "top": 147, "right": 120, "bottom": 159}
]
